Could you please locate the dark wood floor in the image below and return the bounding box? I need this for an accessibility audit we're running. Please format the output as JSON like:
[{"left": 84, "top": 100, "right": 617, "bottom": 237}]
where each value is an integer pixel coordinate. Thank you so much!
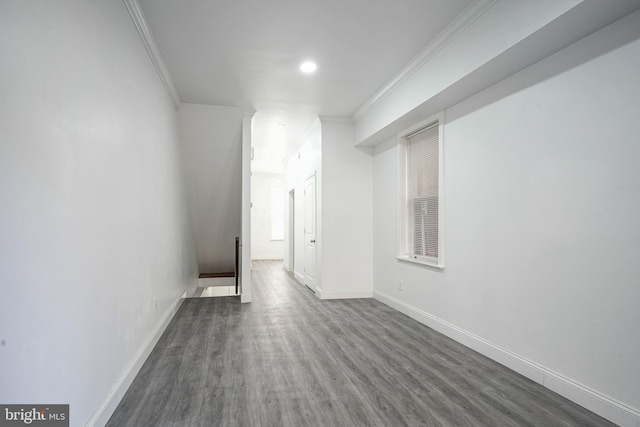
[{"left": 107, "top": 260, "right": 615, "bottom": 427}]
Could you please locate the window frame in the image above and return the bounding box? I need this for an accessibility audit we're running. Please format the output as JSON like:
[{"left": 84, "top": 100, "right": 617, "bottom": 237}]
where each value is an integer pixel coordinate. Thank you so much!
[{"left": 396, "top": 112, "right": 445, "bottom": 269}]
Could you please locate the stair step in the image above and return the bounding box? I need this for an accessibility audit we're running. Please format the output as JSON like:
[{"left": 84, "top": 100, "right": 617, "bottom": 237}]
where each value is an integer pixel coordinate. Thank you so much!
[{"left": 199, "top": 272, "right": 235, "bottom": 279}]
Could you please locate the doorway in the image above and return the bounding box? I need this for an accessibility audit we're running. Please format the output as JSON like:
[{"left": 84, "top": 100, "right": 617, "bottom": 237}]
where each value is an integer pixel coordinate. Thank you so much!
[
  {"left": 288, "top": 189, "right": 295, "bottom": 272},
  {"left": 304, "top": 173, "right": 316, "bottom": 292}
]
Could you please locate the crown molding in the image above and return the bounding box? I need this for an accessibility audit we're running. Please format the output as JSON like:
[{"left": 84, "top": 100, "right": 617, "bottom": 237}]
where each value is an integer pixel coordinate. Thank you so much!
[
  {"left": 318, "top": 115, "right": 353, "bottom": 124},
  {"left": 123, "top": 0, "right": 181, "bottom": 110},
  {"left": 242, "top": 108, "right": 257, "bottom": 120},
  {"left": 352, "top": 0, "right": 498, "bottom": 121}
]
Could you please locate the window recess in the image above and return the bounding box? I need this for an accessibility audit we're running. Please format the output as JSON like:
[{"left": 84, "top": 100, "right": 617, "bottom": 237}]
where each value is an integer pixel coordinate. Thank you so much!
[{"left": 398, "top": 114, "right": 444, "bottom": 268}]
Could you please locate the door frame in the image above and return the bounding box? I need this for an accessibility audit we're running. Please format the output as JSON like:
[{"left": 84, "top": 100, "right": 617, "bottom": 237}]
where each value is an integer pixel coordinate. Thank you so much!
[
  {"left": 288, "top": 188, "right": 295, "bottom": 272},
  {"left": 303, "top": 172, "right": 317, "bottom": 293}
]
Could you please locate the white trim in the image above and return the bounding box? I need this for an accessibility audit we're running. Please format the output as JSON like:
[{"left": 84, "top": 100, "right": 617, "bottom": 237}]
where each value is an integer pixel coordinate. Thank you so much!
[
  {"left": 303, "top": 171, "right": 318, "bottom": 292},
  {"left": 86, "top": 296, "right": 184, "bottom": 426},
  {"left": 240, "top": 110, "right": 256, "bottom": 304},
  {"left": 373, "top": 290, "right": 640, "bottom": 427},
  {"left": 293, "top": 271, "right": 305, "bottom": 284},
  {"left": 320, "top": 290, "right": 373, "bottom": 300},
  {"left": 123, "top": 0, "right": 181, "bottom": 110},
  {"left": 353, "top": 0, "right": 498, "bottom": 120},
  {"left": 318, "top": 115, "right": 354, "bottom": 124},
  {"left": 396, "top": 255, "right": 444, "bottom": 270},
  {"left": 305, "top": 171, "right": 317, "bottom": 182},
  {"left": 397, "top": 113, "right": 443, "bottom": 140}
]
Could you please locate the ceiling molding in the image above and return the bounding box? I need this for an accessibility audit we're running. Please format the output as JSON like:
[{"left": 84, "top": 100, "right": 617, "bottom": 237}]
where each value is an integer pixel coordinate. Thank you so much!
[
  {"left": 352, "top": 0, "right": 498, "bottom": 121},
  {"left": 123, "top": 0, "right": 181, "bottom": 110},
  {"left": 318, "top": 115, "right": 354, "bottom": 124},
  {"left": 243, "top": 109, "right": 257, "bottom": 120}
]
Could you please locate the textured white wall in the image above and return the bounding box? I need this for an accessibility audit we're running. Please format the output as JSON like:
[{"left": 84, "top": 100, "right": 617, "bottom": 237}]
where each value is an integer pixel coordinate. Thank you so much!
[
  {"left": 0, "top": 1, "right": 198, "bottom": 425},
  {"left": 179, "top": 103, "right": 244, "bottom": 273},
  {"left": 372, "top": 12, "right": 640, "bottom": 425},
  {"left": 251, "top": 172, "right": 285, "bottom": 260}
]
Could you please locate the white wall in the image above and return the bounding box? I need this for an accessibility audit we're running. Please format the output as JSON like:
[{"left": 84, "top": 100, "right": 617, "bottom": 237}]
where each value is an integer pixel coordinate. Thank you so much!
[
  {"left": 240, "top": 112, "right": 253, "bottom": 303},
  {"left": 0, "top": 1, "right": 198, "bottom": 426},
  {"left": 372, "top": 11, "right": 640, "bottom": 426},
  {"left": 285, "top": 120, "right": 322, "bottom": 287},
  {"left": 320, "top": 119, "right": 374, "bottom": 299},
  {"left": 251, "top": 172, "right": 285, "bottom": 260},
  {"left": 283, "top": 189, "right": 294, "bottom": 272},
  {"left": 284, "top": 119, "right": 374, "bottom": 299},
  {"left": 179, "top": 103, "right": 244, "bottom": 273},
  {"left": 354, "top": 0, "right": 640, "bottom": 147},
  {"left": 354, "top": 0, "right": 581, "bottom": 145}
]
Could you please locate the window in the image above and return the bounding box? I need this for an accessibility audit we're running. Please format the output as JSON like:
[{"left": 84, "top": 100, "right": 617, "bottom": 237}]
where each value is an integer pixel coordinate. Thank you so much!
[
  {"left": 398, "top": 114, "right": 444, "bottom": 268},
  {"left": 271, "top": 186, "right": 284, "bottom": 241}
]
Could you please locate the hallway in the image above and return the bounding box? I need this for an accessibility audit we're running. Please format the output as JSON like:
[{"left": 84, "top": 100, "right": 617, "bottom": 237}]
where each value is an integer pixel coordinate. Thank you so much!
[{"left": 107, "top": 261, "right": 613, "bottom": 426}]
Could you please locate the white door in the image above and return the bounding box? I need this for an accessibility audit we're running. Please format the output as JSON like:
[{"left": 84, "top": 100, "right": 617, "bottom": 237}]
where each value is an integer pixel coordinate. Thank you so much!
[
  {"left": 304, "top": 174, "right": 316, "bottom": 292},
  {"left": 288, "top": 189, "right": 295, "bottom": 272}
]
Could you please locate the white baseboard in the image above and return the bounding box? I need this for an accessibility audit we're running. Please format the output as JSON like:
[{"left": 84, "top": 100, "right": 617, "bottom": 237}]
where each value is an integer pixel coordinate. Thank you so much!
[
  {"left": 251, "top": 257, "right": 284, "bottom": 261},
  {"left": 87, "top": 296, "right": 184, "bottom": 426},
  {"left": 373, "top": 290, "right": 640, "bottom": 427},
  {"left": 293, "top": 271, "right": 305, "bottom": 285},
  {"left": 241, "top": 292, "right": 252, "bottom": 303},
  {"left": 320, "top": 289, "right": 373, "bottom": 300}
]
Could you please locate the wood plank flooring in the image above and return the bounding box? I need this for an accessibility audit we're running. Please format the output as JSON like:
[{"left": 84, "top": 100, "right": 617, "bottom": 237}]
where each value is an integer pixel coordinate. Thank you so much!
[{"left": 107, "top": 260, "right": 615, "bottom": 426}]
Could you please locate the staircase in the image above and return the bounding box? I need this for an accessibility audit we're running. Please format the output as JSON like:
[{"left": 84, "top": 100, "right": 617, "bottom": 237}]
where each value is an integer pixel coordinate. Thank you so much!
[{"left": 196, "top": 237, "right": 240, "bottom": 297}]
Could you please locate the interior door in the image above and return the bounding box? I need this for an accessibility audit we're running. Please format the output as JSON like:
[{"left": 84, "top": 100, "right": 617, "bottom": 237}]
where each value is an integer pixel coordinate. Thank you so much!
[
  {"left": 304, "top": 174, "right": 316, "bottom": 292},
  {"left": 288, "top": 189, "right": 295, "bottom": 272}
]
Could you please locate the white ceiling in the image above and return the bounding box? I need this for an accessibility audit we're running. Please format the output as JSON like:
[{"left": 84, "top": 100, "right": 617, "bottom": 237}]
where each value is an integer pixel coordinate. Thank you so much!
[{"left": 138, "top": 0, "right": 474, "bottom": 172}]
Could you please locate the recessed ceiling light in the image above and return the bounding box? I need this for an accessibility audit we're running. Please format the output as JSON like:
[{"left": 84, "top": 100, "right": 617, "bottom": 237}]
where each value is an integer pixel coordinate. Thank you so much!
[
  {"left": 300, "top": 61, "right": 317, "bottom": 73},
  {"left": 275, "top": 123, "right": 286, "bottom": 128}
]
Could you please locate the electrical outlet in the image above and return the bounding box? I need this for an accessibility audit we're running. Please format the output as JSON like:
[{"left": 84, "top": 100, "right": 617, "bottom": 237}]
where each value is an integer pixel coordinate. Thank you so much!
[{"left": 398, "top": 280, "right": 403, "bottom": 290}]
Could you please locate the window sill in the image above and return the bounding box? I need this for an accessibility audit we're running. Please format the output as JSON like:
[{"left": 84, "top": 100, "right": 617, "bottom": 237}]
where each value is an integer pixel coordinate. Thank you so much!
[{"left": 396, "top": 255, "right": 444, "bottom": 270}]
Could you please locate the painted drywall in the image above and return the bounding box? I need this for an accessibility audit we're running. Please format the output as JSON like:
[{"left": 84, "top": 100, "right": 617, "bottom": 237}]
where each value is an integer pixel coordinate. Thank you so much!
[
  {"left": 283, "top": 188, "right": 295, "bottom": 272},
  {"left": 179, "top": 103, "right": 244, "bottom": 273},
  {"left": 354, "top": 0, "right": 640, "bottom": 147},
  {"left": 251, "top": 172, "right": 285, "bottom": 260},
  {"left": 372, "top": 11, "right": 640, "bottom": 426},
  {"left": 0, "top": 1, "right": 198, "bottom": 426},
  {"left": 284, "top": 119, "right": 374, "bottom": 299},
  {"left": 354, "top": 0, "right": 581, "bottom": 144},
  {"left": 241, "top": 112, "right": 253, "bottom": 303},
  {"left": 285, "top": 120, "right": 322, "bottom": 289},
  {"left": 320, "top": 119, "right": 374, "bottom": 299}
]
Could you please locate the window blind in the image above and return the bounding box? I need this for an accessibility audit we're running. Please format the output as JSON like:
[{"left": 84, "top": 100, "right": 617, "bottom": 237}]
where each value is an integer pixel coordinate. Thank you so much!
[{"left": 406, "top": 123, "right": 439, "bottom": 260}]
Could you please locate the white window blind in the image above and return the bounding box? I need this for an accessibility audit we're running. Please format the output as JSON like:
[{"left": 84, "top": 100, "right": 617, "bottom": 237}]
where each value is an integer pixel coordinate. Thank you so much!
[{"left": 406, "top": 124, "right": 439, "bottom": 261}]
